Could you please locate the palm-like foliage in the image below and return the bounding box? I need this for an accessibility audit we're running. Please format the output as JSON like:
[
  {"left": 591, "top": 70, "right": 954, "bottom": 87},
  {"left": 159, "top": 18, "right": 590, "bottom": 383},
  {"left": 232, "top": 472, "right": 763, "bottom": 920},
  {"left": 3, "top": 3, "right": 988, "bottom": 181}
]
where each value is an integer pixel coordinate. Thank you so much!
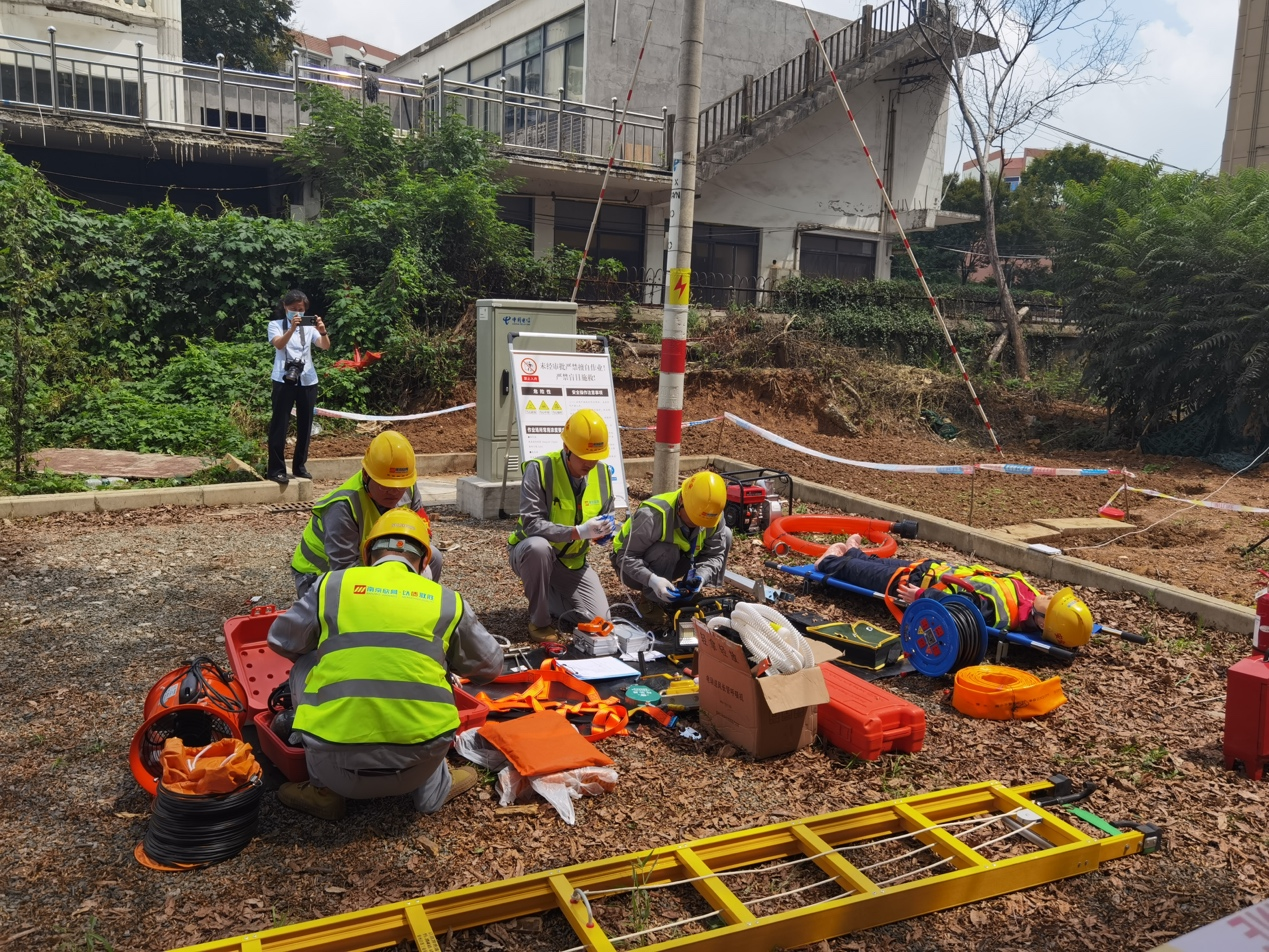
[{"left": 1057, "top": 163, "right": 1269, "bottom": 440}]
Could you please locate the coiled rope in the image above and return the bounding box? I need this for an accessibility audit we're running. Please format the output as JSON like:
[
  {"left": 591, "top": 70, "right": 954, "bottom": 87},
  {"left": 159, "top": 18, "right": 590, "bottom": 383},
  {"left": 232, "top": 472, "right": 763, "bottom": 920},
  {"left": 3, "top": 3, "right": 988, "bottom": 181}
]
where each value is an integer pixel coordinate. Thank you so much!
[{"left": 142, "top": 779, "right": 264, "bottom": 868}]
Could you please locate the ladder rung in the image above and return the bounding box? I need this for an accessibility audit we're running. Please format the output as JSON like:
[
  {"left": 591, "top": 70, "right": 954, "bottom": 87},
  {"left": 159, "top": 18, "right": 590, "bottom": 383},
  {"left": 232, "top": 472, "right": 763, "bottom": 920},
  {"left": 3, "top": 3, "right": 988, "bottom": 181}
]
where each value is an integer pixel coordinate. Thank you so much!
[
  {"left": 891, "top": 801, "right": 993, "bottom": 871},
  {"left": 674, "top": 847, "right": 758, "bottom": 926},
  {"left": 789, "top": 823, "right": 879, "bottom": 897},
  {"left": 550, "top": 873, "right": 619, "bottom": 952}
]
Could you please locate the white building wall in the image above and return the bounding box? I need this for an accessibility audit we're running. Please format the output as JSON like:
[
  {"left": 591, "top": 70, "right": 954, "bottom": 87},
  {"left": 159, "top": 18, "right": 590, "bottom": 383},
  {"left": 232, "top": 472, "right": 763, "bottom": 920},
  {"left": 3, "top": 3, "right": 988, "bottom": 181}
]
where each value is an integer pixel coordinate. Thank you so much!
[
  {"left": 386, "top": 0, "right": 577, "bottom": 81},
  {"left": 590, "top": 0, "right": 850, "bottom": 116},
  {"left": 693, "top": 70, "right": 949, "bottom": 281},
  {"left": 0, "top": 0, "right": 180, "bottom": 57}
]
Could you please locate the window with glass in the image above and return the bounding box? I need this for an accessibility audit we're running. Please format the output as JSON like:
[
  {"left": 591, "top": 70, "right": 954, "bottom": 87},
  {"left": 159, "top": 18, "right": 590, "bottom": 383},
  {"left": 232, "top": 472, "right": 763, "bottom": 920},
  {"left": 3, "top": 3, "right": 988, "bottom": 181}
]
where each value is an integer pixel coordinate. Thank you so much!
[
  {"left": 799, "top": 234, "right": 877, "bottom": 282},
  {"left": 555, "top": 200, "right": 644, "bottom": 299},
  {"left": 452, "top": 7, "right": 585, "bottom": 136}
]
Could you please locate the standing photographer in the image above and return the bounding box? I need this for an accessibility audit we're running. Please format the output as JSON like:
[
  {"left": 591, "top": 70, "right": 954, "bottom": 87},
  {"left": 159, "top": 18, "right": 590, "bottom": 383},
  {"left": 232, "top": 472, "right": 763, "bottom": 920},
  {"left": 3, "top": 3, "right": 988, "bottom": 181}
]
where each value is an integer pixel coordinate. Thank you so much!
[{"left": 267, "top": 289, "right": 330, "bottom": 484}]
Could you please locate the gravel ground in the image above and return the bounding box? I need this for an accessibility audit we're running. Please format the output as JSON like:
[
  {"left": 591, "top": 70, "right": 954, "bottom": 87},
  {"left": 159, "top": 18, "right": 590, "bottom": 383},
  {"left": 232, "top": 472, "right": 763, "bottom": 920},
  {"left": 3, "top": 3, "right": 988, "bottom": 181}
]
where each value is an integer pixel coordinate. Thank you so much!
[{"left": 2, "top": 458, "right": 1265, "bottom": 951}]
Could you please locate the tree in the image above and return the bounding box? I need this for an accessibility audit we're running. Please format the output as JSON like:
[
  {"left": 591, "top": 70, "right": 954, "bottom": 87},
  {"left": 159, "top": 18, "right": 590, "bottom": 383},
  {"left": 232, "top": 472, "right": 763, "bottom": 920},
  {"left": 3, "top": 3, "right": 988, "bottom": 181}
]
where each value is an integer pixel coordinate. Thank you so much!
[
  {"left": 893, "top": 173, "right": 988, "bottom": 284},
  {"left": 911, "top": 0, "right": 1140, "bottom": 379},
  {"left": 182, "top": 0, "right": 297, "bottom": 73}
]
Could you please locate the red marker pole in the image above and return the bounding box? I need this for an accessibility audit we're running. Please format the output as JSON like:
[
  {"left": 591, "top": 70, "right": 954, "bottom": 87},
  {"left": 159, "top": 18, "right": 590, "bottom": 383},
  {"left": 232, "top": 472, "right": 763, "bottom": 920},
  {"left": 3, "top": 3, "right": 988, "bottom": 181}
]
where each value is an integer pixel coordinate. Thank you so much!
[
  {"left": 653, "top": 0, "right": 706, "bottom": 494},
  {"left": 799, "top": 3, "right": 1003, "bottom": 456},
  {"left": 570, "top": 13, "right": 655, "bottom": 303}
]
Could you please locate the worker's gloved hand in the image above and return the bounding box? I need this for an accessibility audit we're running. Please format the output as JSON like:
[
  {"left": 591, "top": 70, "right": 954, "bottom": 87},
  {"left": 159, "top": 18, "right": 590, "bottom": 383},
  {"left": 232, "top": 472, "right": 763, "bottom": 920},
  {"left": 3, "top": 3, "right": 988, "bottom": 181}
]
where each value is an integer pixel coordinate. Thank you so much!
[
  {"left": 578, "top": 515, "right": 615, "bottom": 541},
  {"left": 649, "top": 576, "right": 679, "bottom": 603},
  {"left": 679, "top": 573, "right": 704, "bottom": 595}
]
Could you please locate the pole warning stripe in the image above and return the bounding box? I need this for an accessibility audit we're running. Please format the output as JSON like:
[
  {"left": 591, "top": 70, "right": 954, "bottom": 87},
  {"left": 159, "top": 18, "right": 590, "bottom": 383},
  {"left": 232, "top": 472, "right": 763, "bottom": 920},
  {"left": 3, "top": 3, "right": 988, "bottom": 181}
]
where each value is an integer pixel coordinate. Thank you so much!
[{"left": 668, "top": 268, "right": 691, "bottom": 306}]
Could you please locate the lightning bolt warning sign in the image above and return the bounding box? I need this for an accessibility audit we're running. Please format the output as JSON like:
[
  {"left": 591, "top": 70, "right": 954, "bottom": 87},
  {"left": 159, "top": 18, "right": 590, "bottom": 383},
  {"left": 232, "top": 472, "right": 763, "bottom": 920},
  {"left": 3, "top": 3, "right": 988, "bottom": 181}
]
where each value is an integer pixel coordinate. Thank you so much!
[{"left": 668, "top": 268, "right": 690, "bottom": 307}]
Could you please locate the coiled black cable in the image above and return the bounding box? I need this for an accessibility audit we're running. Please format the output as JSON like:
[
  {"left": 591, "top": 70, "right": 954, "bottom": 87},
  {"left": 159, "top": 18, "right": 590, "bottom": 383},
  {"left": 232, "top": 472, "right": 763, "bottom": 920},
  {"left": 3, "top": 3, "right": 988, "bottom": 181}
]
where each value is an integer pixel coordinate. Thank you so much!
[
  {"left": 943, "top": 599, "right": 985, "bottom": 670},
  {"left": 142, "top": 779, "right": 264, "bottom": 868},
  {"left": 182, "top": 656, "right": 246, "bottom": 714}
]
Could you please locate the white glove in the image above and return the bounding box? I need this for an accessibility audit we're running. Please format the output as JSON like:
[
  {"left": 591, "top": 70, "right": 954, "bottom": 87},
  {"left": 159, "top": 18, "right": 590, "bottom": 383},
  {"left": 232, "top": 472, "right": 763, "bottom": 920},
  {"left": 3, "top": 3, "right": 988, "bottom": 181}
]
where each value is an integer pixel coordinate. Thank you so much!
[
  {"left": 577, "top": 515, "right": 614, "bottom": 541},
  {"left": 650, "top": 576, "right": 679, "bottom": 602}
]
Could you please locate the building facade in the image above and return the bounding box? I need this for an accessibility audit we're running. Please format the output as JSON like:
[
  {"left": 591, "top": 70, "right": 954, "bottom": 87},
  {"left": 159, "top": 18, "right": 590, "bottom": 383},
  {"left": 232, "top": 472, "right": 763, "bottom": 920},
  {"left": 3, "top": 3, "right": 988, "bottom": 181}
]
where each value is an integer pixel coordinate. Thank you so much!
[
  {"left": 1223, "top": 0, "right": 1269, "bottom": 172},
  {"left": 386, "top": 0, "right": 960, "bottom": 301}
]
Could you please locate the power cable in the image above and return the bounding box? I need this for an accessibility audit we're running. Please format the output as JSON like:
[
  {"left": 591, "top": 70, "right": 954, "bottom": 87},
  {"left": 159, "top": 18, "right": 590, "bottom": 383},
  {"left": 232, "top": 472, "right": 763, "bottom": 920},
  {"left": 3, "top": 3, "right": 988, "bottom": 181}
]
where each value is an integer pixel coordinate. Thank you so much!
[
  {"left": 142, "top": 779, "right": 264, "bottom": 867},
  {"left": 1033, "top": 121, "right": 1195, "bottom": 173}
]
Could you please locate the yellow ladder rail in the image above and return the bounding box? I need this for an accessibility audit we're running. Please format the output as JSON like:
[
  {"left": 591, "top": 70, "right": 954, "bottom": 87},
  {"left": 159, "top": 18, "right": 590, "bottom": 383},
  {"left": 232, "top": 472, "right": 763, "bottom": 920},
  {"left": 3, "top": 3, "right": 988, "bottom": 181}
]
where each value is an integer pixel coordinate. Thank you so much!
[{"left": 171, "top": 779, "right": 1158, "bottom": 952}]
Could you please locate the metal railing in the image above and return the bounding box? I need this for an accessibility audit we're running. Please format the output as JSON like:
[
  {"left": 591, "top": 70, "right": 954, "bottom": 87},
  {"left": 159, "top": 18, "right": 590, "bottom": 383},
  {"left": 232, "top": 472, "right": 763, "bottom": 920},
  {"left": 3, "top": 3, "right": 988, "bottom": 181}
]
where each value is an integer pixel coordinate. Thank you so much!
[
  {"left": 0, "top": 29, "right": 670, "bottom": 170},
  {"left": 697, "top": 0, "right": 921, "bottom": 151}
]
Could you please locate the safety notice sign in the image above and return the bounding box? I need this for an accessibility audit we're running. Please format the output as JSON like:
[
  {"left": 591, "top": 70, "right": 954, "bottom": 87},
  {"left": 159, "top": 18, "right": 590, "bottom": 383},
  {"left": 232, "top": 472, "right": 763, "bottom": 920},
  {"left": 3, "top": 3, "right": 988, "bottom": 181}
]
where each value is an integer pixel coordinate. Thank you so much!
[{"left": 509, "top": 345, "right": 628, "bottom": 507}]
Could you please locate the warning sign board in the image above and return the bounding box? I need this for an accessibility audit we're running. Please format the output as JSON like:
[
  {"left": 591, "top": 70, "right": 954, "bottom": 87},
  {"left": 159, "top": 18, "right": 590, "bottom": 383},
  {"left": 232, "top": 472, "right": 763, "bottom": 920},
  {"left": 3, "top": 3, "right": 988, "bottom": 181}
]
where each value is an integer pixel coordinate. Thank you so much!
[
  {"left": 668, "top": 268, "right": 691, "bottom": 307},
  {"left": 509, "top": 346, "right": 628, "bottom": 508}
]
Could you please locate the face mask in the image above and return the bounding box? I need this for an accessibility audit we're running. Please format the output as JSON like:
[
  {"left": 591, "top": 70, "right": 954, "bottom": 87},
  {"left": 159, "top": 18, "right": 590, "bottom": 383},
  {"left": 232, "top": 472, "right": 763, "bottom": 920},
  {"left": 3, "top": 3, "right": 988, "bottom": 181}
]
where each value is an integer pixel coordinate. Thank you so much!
[{"left": 287, "top": 310, "right": 304, "bottom": 319}]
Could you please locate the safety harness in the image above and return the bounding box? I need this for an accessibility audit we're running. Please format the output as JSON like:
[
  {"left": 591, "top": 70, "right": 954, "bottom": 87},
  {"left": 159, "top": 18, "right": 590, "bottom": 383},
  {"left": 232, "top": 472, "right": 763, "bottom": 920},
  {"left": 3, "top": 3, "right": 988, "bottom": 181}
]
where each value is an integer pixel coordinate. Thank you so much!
[{"left": 473, "top": 660, "right": 629, "bottom": 742}]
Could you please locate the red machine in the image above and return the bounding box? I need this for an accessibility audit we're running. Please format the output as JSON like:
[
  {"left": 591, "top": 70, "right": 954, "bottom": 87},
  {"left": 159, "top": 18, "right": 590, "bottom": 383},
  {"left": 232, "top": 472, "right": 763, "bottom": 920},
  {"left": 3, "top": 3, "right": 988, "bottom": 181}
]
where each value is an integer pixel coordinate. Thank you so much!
[
  {"left": 816, "top": 662, "right": 925, "bottom": 761},
  {"left": 1254, "top": 569, "right": 1269, "bottom": 652},
  {"left": 720, "top": 469, "right": 792, "bottom": 535},
  {"left": 1224, "top": 652, "right": 1269, "bottom": 780}
]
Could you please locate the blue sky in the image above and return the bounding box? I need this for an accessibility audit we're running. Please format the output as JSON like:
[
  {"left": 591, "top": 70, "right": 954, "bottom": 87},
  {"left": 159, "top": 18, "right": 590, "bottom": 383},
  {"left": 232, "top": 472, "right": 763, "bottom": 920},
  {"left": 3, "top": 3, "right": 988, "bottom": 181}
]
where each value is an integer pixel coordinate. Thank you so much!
[{"left": 292, "top": 0, "right": 1239, "bottom": 173}]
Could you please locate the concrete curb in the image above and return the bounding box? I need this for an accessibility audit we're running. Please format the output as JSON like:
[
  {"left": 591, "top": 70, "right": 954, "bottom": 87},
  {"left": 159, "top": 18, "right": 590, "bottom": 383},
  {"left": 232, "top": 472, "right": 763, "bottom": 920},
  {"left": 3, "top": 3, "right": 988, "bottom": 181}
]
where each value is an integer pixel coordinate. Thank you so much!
[
  {"left": 0, "top": 476, "right": 313, "bottom": 519},
  {"left": 708, "top": 454, "right": 1254, "bottom": 637}
]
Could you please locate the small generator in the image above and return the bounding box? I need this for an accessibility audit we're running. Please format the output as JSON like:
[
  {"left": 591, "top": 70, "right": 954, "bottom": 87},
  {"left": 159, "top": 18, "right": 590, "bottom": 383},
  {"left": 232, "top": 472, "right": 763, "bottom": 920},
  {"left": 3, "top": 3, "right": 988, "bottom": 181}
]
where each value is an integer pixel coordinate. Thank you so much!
[{"left": 719, "top": 468, "right": 793, "bottom": 534}]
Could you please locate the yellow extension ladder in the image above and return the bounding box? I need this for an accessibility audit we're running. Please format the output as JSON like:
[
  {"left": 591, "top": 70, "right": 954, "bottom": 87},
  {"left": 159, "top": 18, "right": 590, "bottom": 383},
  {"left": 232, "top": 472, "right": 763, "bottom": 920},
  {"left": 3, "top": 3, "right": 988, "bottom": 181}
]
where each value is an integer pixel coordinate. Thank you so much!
[{"left": 172, "top": 777, "right": 1160, "bottom": 952}]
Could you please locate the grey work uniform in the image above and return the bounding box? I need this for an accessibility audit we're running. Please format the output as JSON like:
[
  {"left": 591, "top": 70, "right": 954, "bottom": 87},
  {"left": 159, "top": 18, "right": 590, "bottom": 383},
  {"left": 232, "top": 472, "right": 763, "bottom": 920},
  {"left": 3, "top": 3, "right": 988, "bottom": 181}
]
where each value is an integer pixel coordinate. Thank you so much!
[
  {"left": 266, "top": 571, "right": 502, "bottom": 813},
  {"left": 507, "top": 459, "right": 612, "bottom": 628},
  {"left": 290, "top": 482, "right": 443, "bottom": 599},
  {"left": 610, "top": 503, "right": 732, "bottom": 605}
]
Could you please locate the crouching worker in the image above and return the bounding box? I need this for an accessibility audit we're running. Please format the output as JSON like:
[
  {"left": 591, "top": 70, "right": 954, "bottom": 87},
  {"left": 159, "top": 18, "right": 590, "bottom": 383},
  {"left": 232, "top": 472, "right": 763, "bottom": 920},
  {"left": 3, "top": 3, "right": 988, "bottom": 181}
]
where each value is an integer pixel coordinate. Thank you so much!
[
  {"left": 815, "top": 535, "right": 1093, "bottom": 647},
  {"left": 610, "top": 470, "right": 732, "bottom": 615},
  {"left": 290, "top": 429, "right": 442, "bottom": 599},
  {"left": 508, "top": 408, "right": 615, "bottom": 644},
  {"left": 267, "top": 510, "right": 503, "bottom": 820}
]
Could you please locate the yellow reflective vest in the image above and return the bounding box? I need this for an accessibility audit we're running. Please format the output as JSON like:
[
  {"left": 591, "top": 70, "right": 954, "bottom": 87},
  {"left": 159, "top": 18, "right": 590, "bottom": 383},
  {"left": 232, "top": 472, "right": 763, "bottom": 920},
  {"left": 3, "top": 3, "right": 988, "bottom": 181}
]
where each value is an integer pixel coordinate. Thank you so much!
[
  {"left": 908, "top": 560, "right": 1041, "bottom": 630},
  {"left": 507, "top": 450, "right": 612, "bottom": 570},
  {"left": 291, "top": 561, "right": 462, "bottom": 745},
  {"left": 291, "top": 471, "right": 378, "bottom": 575},
  {"left": 611, "top": 490, "right": 717, "bottom": 560}
]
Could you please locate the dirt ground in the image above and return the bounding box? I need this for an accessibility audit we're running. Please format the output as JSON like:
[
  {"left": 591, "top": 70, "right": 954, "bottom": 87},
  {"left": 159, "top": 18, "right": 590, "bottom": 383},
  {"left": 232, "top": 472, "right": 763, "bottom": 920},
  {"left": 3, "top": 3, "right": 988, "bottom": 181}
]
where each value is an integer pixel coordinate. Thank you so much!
[{"left": 4, "top": 370, "right": 1269, "bottom": 951}]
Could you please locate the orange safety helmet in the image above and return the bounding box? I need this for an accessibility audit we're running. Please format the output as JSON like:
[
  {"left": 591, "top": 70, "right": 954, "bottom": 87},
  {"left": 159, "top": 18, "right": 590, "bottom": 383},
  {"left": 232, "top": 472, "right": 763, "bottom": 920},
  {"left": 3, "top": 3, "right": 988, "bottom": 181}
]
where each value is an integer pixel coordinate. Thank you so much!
[
  {"left": 362, "top": 430, "right": 417, "bottom": 488},
  {"left": 561, "top": 409, "right": 610, "bottom": 460}
]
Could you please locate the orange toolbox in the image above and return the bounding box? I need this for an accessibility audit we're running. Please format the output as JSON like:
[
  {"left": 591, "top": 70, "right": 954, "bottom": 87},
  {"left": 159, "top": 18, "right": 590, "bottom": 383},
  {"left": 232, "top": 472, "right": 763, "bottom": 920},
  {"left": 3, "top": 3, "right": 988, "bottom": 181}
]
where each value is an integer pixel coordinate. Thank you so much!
[{"left": 816, "top": 662, "right": 925, "bottom": 760}]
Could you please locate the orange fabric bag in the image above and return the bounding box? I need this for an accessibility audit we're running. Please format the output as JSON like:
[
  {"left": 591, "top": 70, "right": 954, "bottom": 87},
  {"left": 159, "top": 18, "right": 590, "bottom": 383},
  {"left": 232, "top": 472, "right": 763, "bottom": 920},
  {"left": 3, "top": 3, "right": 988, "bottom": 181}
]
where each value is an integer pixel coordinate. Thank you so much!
[
  {"left": 478, "top": 711, "right": 615, "bottom": 778},
  {"left": 158, "top": 737, "right": 261, "bottom": 795}
]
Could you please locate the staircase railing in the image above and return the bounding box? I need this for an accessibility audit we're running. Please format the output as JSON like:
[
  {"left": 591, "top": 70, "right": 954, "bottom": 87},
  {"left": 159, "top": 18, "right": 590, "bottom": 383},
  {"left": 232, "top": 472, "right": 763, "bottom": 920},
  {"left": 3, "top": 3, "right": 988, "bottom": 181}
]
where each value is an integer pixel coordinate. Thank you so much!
[{"left": 697, "top": 0, "right": 919, "bottom": 151}]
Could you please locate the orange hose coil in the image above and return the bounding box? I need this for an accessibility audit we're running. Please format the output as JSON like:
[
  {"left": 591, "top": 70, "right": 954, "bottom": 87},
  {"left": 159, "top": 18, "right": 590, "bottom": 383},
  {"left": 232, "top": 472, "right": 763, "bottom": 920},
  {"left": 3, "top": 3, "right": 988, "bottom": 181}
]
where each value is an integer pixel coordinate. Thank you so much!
[
  {"left": 762, "top": 514, "right": 899, "bottom": 559},
  {"left": 951, "top": 665, "right": 1067, "bottom": 720}
]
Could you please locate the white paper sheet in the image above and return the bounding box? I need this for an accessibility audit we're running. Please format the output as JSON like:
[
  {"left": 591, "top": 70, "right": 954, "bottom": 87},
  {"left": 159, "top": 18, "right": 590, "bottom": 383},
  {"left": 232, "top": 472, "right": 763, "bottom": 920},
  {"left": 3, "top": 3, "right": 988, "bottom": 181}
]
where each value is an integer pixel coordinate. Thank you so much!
[{"left": 557, "top": 657, "right": 642, "bottom": 680}]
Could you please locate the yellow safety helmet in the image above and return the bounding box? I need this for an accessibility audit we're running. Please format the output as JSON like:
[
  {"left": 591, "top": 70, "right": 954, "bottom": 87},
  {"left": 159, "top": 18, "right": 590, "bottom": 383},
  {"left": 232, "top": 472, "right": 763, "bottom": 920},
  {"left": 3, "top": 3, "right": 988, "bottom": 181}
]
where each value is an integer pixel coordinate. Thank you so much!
[
  {"left": 561, "top": 409, "right": 609, "bottom": 460},
  {"left": 362, "top": 509, "right": 432, "bottom": 567},
  {"left": 362, "top": 430, "right": 417, "bottom": 488},
  {"left": 680, "top": 471, "right": 727, "bottom": 528},
  {"left": 1041, "top": 587, "right": 1093, "bottom": 648}
]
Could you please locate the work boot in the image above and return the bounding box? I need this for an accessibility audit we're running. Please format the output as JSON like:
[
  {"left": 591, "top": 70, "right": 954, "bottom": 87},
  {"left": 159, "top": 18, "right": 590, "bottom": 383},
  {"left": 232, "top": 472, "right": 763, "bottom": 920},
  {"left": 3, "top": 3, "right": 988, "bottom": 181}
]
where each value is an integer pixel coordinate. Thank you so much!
[
  {"left": 278, "top": 781, "right": 346, "bottom": 821},
  {"left": 444, "top": 765, "right": 479, "bottom": 804},
  {"left": 528, "top": 623, "right": 559, "bottom": 644}
]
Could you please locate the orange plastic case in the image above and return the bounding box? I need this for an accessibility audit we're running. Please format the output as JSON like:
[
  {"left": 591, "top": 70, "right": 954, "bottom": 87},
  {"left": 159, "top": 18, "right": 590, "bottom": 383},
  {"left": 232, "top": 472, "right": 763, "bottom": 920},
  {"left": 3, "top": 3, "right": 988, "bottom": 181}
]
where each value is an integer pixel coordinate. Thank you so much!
[{"left": 816, "top": 662, "right": 925, "bottom": 761}]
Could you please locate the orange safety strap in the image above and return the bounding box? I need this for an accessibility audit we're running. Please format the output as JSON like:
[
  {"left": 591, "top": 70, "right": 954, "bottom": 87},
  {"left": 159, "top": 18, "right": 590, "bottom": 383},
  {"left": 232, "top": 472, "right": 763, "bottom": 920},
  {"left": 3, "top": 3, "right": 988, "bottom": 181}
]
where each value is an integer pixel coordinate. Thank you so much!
[{"left": 474, "top": 660, "right": 629, "bottom": 742}]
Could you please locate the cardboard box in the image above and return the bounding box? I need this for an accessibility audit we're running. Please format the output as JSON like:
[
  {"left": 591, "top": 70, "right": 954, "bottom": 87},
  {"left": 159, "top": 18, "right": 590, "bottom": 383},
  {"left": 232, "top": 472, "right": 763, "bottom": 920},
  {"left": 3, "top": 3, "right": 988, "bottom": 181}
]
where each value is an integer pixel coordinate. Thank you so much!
[{"left": 696, "top": 619, "right": 840, "bottom": 758}]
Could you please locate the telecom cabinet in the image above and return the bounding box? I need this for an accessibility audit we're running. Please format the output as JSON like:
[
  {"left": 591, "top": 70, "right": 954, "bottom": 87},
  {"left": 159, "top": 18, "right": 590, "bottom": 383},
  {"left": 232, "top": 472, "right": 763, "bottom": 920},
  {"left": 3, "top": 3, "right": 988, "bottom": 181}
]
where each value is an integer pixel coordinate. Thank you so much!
[{"left": 475, "top": 299, "right": 577, "bottom": 481}]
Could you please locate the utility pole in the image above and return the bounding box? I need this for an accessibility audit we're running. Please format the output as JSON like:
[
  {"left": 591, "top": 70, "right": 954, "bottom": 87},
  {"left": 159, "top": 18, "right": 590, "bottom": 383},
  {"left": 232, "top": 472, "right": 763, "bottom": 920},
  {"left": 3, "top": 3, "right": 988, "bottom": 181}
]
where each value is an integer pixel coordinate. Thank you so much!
[{"left": 652, "top": 0, "right": 706, "bottom": 494}]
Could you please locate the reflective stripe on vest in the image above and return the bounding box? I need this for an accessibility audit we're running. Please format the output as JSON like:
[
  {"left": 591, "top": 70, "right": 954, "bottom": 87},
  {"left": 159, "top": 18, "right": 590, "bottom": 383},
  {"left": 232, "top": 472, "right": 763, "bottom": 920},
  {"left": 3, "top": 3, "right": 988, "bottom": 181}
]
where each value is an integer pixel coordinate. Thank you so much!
[
  {"left": 292, "top": 562, "right": 462, "bottom": 745},
  {"left": 612, "top": 490, "right": 713, "bottom": 560},
  {"left": 290, "top": 472, "right": 378, "bottom": 575},
  {"left": 507, "top": 451, "right": 612, "bottom": 570}
]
